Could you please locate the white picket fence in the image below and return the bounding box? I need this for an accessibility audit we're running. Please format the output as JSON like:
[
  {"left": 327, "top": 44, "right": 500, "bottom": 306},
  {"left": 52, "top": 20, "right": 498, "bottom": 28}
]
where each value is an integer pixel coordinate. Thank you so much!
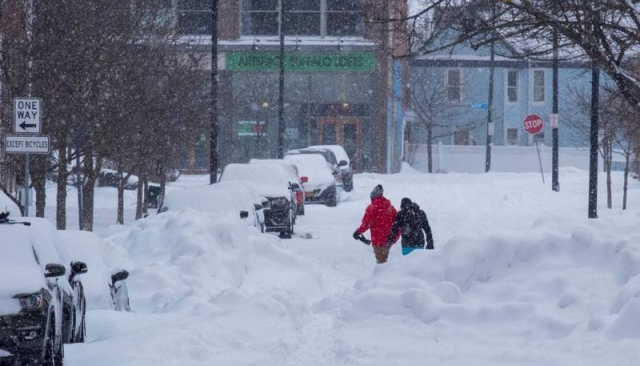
[{"left": 405, "top": 143, "right": 634, "bottom": 174}]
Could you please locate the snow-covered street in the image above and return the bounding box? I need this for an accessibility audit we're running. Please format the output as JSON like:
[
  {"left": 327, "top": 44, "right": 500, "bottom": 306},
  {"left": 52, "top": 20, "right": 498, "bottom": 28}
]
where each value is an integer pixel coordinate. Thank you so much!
[{"left": 54, "top": 168, "right": 640, "bottom": 366}]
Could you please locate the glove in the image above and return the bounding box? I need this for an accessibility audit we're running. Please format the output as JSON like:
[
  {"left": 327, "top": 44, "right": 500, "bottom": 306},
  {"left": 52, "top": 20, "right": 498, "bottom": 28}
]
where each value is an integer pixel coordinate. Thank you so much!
[
  {"left": 426, "top": 241, "right": 434, "bottom": 250},
  {"left": 353, "top": 230, "right": 361, "bottom": 240}
]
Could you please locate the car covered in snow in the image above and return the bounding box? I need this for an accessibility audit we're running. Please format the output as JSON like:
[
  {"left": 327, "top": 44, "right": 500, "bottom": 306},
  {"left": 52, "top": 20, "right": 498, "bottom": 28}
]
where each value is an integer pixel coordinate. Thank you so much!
[
  {"left": 0, "top": 214, "right": 88, "bottom": 365},
  {"left": 219, "top": 163, "right": 296, "bottom": 238},
  {"left": 306, "top": 145, "right": 353, "bottom": 192},
  {"left": 249, "top": 159, "right": 306, "bottom": 216},
  {"left": 284, "top": 154, "right": 338, "bottom": 207},
  {"left": 158, "top": 181, "right": 267, "bottom": 233},
  {"left": 286, "top": 146, "right": 351, "bottom": 192}
]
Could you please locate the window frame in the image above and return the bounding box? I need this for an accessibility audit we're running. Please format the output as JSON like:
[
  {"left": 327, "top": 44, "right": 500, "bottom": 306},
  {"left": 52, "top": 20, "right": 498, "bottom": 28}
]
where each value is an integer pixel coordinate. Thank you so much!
[
  {"left": 506, "top": 127, "right": 518, "bottom": 146},
  {"left": 240, "top": 0, "right": 363, "bottom": 37},
  {"left": 505, "top": 69, "right": 518, "bottom": 104},
  {"left": 446, "top": 68, "right": 462, "bottom": 104},
  {"left": 531, "top": 69, "right": 546, "bottom": 104}
]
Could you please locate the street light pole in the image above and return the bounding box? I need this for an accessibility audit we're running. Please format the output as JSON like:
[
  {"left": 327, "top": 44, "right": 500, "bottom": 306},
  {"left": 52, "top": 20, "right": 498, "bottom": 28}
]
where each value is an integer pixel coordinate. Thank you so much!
[
  {"left": 485, "top": 2, "right": 496, "bottom": 173},
  {"left": 277, "top": 3, "right": 286, "bottom": 159},
  {"left": 210, "top": 0, "right": 219, "bottom": 184},
  {"left": 551, "top": 28, "right": 560, "bottom": 192}
]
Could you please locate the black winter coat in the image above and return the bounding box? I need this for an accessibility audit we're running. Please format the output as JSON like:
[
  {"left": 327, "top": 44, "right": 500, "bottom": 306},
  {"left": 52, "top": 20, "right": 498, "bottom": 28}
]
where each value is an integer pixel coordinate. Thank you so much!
[{"left": 387, "top": 203, "right": 434, "bottom": 249}]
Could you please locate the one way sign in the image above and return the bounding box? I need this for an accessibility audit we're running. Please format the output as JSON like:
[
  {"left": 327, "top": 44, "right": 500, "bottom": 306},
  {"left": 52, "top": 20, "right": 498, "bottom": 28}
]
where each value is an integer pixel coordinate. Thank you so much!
[{"left": 14, "top": 97, "right": 42, "bottom": 134}]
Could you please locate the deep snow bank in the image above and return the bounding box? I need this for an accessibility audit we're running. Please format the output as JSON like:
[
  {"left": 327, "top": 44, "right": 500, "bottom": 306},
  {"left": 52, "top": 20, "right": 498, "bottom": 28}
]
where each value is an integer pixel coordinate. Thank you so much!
[{"left": 103, "top": 209, "right": 324, "bottom": 314}]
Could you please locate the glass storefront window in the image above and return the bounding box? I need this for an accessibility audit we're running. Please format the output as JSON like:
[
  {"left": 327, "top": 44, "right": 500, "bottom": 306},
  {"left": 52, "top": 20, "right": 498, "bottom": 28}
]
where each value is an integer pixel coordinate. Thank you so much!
[
  {"left": 241, "top": 0, "right": 362, "bottom": 37},
  {"left": 242, "top": 0, "right": 279, "bottom": 35}
]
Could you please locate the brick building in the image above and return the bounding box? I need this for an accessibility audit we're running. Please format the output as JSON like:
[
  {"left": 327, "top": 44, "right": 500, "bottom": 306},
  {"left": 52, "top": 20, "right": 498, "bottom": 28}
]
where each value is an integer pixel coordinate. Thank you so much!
[{"left": 178, "top": 0, "right": 408, "bottom": 173}]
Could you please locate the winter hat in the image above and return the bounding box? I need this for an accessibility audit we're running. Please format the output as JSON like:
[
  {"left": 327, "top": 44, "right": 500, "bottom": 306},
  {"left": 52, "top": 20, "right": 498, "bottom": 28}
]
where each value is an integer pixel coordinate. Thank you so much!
[
  {"left": 370, "top": 184, "right": 384, "bottom": 200},
  {"left": 401, "top": 197, "right": 412, "bottom": 210}
]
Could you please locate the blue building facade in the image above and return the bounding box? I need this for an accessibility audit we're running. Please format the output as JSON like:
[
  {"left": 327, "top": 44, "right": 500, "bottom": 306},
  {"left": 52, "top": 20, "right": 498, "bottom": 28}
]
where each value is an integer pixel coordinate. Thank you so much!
[{"left": 408, "top": 38, "right": 597, "bottom": 148}]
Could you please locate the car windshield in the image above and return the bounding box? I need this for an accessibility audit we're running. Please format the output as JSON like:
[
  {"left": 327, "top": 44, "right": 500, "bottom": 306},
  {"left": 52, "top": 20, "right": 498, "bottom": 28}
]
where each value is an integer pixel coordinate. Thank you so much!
[
  {"left": 297, "top": 149, "right": 337, "bottom": 165},
  {"left": 221, "top": 164, "right": 288, "bottom": 186}
]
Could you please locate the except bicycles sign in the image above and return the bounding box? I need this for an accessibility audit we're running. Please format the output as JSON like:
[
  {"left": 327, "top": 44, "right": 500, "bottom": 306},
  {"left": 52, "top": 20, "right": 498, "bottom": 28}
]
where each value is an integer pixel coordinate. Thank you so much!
[{"left": 523, "top": 114, "right": 544, "bottom": 135}]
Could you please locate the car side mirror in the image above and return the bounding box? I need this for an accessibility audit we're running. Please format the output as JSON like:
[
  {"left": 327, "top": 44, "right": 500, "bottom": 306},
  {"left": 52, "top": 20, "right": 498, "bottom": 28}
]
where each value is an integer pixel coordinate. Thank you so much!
[
  {"left": 44, "top": 263, "right": 66, "bottom": 278},
  {"left": 240, "top": 210, "right": 249, "bottom": 219},
  {"left": 71, "top": 261, "right": 88, "bottom": 275},
  {"left": 111, "top": 270, "right": 129, "bottom": 285},
  {"left": 338, "top": 160, "right": 348, "bottom": 167},
  {"left": 300, "top": 176, "right": 308, "bottom": 183},
  {"left": 291, "top": 183, "right": 300, "bottom": 191}
]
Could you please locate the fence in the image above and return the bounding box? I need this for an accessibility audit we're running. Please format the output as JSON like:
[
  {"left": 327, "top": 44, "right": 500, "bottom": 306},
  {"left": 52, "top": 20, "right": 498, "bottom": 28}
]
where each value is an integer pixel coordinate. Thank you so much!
[{"left": 405, "top": 143, "right": 636, "bottom": 174}]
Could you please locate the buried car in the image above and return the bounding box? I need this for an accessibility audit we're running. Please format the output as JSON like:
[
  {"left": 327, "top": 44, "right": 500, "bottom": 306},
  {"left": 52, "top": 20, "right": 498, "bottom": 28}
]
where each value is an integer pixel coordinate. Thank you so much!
[
  {"left": 284, "top": 154, "right": 338, "bottom": 207},
  {"left": 157, "top": 181, "right": 266, "bottom": 232},
  {"left": 306, "top": 145, "right": 353, "bottom": 192},
  {"left": 249, "top": 159, "right": 306, "bottom": 216},
  {"left": 219, "top": 163, "right": 295, "bottom": 238},
  {"left": 0, "top": 214, "right": 69, "bottom": 365}
]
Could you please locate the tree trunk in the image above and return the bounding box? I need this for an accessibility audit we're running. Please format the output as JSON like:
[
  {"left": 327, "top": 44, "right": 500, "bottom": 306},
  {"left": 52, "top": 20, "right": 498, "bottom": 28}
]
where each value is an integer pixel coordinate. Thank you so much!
[
  {"left": 606, "top": 140, "right": 612, "bottom": 209},
  {"left": 623, "top": 152, "right": 630, "bottom": 210},
  {"left": 143, "top": 177, "right": 149, "bottom": 215},
  {"left": 56, "top": 144, "right": 68, "bottom": 229},
  {"left": 135, "top": 173, "right": 144, "bottom": 220},
  {"left": 427, "top": 125, "right": 433, "bottom": 173},
  {"left": 116, "top": 168, "right": 125, "bottom": 225},
  {"left": 81, "top": 151, "right": 101, "bottom": 231},
  {"left": 31, "top": 155, "right": 47, "bottom": 218}
]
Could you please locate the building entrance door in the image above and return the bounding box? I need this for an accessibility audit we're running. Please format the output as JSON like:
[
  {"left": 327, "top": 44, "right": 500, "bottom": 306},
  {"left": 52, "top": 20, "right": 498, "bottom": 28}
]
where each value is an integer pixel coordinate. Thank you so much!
[{"left": 317, "top": 117, "right": 362, "bottom": 171}]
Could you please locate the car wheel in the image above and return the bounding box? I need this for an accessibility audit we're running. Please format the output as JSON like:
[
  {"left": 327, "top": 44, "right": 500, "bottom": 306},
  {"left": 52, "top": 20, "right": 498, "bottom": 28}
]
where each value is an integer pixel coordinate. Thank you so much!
[
  {"left": 297, "top": 203, "right": 305, "bottom": 216},
  {"left": 76, "top": 306, "right": 86, "bottom": 343},
  {"left": 43, "top": 321, "right": 55, "bottom": 366},
  {"left": 69, "top": 312, "right": 76, "bottom": 343},
  {"left": 344, "top": 174, "right": 353, "bottom": 192},
  {"left": 55, "top": 337, "right": 64, "bottom": 366},
  {"left": 326, "top": 188, "right": 337, "bottom": 207}
]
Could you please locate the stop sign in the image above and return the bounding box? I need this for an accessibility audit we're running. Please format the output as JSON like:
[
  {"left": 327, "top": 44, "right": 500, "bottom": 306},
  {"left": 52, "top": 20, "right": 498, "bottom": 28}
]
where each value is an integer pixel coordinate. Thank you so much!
[{"left": 523, "top": 114, "right": 544, "bottom": 134}]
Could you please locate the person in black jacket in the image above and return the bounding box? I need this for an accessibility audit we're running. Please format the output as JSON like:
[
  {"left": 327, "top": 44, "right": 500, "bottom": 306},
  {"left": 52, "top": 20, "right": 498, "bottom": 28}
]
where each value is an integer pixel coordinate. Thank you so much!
[{"left": 386, "top": 198, "right": 434, "bottom": 255}]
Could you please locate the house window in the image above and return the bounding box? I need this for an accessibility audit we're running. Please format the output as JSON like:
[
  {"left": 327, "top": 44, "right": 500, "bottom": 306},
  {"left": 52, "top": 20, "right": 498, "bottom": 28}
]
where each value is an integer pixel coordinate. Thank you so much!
[
  {"left": 533, "top": 69, "right": 545, "bottom": 103},
  {"left": 241, "top": 0, "right": 363, "bottom": 36},
  {"left": 507, "top": 128, "right": 518, "bottom": 145},
  {"left": 507, "top": 70, "right": 518, "bottom": 103},
  {"left": 177, "top": 0, "right": 212, "bottom": 35},
  {"left": 447, "top": 69, "right": 461, "bottom": 103},
  {"left": 534, "top": 132, "right": 545, "bottom": 143},
  {"left": 453, "top": 129, "right": 470, "bottom": 145}
]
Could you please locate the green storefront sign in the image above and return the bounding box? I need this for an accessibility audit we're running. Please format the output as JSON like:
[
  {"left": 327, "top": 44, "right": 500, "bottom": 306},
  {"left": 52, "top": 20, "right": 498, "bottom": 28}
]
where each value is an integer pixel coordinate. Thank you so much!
[{"left": 226, "top": 52, "right": 376, "bottom": 72}]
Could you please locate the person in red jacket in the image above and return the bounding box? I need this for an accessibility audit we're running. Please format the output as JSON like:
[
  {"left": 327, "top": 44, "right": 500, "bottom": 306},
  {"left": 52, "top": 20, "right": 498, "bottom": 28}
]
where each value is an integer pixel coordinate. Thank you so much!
[{"left": 353, "top": 185, "right": 399, "bottom": 264}]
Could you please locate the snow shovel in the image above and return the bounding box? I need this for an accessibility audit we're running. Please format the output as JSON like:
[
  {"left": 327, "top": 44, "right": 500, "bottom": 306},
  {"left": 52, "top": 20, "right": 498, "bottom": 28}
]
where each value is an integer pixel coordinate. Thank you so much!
[{"left": 355, "top": 233, "right": 371, "bottom": 245}]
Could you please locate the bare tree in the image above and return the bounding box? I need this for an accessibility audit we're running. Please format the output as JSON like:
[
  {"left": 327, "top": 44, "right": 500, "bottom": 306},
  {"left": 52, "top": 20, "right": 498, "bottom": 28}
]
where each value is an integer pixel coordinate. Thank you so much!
[{"left": 409, "top": 68, "right": 481, "bottom": 172}]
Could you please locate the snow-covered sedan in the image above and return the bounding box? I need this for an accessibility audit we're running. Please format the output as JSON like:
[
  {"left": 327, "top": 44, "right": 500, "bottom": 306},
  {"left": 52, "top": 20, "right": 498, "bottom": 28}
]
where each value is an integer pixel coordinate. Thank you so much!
[
  {"left": 284, "top": 154, "right": 338, "bottom": 207},
  {"left": 219, "top": 164, "right": 295, "bottom": 238},
  {"left": 158, "top": 181, "right": 267, "bottom": 233},
  {"left": 0, "top": 215, "right": 69, "bottom": 365}
]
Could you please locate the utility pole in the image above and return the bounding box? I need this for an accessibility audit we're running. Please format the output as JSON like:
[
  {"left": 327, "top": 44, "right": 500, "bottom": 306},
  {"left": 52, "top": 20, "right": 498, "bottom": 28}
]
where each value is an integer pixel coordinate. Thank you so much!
[
  {"left": 551, "top": 28, "right": 559, "bottom": 191},
  {"left": 485, "top": 2, "right": 496, "bottom": 173},
  {"left": 588, "top": 60, "right": 599, "bottom": 219},
  {"left": 277, "top": 2, "right": 286, "bottom": 158},
  {"left": 209, "top": 0, "right": 219, "bottom": 184}
]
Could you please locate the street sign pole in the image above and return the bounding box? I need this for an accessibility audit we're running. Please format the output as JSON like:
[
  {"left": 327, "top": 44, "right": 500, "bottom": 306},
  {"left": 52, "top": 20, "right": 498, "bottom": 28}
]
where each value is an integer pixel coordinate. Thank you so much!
[
  {"left": 523, "top": 114, "right": 546, "bottom": 184},
  {"left": 24, "top": 154, "right": 29, "bottom": 216}
]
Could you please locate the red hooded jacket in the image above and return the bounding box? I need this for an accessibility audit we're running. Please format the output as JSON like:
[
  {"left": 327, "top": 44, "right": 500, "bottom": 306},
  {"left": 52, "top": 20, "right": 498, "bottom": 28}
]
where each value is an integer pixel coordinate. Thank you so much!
[{"left": 356, "top": 196, "right": 399, "bottom": 246}]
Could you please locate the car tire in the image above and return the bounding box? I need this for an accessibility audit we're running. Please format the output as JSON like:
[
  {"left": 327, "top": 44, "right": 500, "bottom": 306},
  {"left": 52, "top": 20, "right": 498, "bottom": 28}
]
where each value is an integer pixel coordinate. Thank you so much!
[
  {"left": 297, "top": 204, "right": 305, "bottom": 216},
  {"left": 343, "top": 174, "right": 353, "bottom": 192},
  {"left": 69, "top": 312, "right": 76, "bottom": 343},
  {"left": 76, "top": 307, "right": 86, "bottom": 343},
  {"left": 43, "top": 320, "right": 55, "bottom": 366},
  {"left": 279, "top": 210, "right": 294, "bottom": 239},
  {"left": 326, "top": 188, "right": 337, "bottom": 207}
]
